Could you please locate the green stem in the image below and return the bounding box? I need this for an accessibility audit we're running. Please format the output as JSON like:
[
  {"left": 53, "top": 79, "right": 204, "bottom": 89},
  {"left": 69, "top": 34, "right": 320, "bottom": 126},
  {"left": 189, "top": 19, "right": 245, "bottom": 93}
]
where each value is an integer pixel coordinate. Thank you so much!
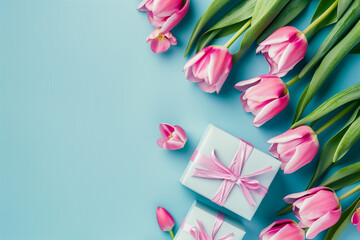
[
  {"left": 339, "top": 184, "right": 360, "bottom": 201},
  {"left": 286, "top": 75, "right": 301, "bottom": 87},
  {"left": 224, "top": 20, "right": 251, "bottom": 48},
  {"left": 169, "top": 230, "right": 175, "bottom": 239},
  {"left": 315, "top": 102, "right": 357, "bottom": 135},
  {"left": 303, "top": 0, "right": 339, "bottom": 35}
]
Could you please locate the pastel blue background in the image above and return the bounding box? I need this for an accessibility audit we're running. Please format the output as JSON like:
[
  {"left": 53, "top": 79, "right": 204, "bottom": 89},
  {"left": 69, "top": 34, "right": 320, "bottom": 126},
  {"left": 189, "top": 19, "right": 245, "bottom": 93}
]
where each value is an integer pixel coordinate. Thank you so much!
[{"left": 0, "top": 0, "right": 359, "bottom": 239}]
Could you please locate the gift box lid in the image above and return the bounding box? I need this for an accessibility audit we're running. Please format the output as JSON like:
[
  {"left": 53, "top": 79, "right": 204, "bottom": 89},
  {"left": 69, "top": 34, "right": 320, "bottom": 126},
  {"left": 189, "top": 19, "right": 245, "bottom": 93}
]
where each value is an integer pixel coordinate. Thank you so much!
[{"left": 180, "top": 124, "right": 281, "bottom": 220}]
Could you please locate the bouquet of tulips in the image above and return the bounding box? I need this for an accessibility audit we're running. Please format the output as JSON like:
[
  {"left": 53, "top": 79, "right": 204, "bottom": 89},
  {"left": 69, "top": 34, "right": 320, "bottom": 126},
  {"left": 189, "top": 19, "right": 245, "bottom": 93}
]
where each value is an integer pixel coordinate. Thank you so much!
[
  {"left": 181, "top": 0, "right": 360, "bottom": 238},
  {"left": 139, "top": 0, "right": 360, "bottom": 239}
]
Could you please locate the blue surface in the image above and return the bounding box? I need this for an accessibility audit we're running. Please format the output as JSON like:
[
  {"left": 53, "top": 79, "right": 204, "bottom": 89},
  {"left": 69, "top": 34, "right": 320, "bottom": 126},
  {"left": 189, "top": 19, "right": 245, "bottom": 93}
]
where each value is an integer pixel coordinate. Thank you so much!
[{"left": 0, "top": 0, "right": 359, "bottom": 239}]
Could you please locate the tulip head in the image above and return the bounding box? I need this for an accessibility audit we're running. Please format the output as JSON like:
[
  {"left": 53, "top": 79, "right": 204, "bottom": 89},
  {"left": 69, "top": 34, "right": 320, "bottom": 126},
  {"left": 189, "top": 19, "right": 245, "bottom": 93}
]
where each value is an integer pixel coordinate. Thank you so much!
[
  {"left": 183, "top": 45, "right": 233, "bottom": 94},
  {"left": 257, "top": 26, "right": 308, "bottom": 77},
  {"left": 351, "top": 208, "right": 360, "bottom": 232},
  {"left": 268, "top": 125, "right": 319, "bottom": 174},
  {"left": 259, "top": 219, "right": 305, "bottom": 240},
  {"left": 138, "top": 0, "right": 189, "bottom": 34},
  {"left": 284, "top": 187, "right": 341, "bottom": 239},
  {"left": 156, "top": 207, "right": 175, "bottom": 232},
  {"left": 146, "top": 29, "right": 177, "bottom": 53},
  {"left": 157, "top": 123, "right": 187, "bottom": 150},
  {"left": 235, "top": 75, "right": 289, "bottom": 127}
]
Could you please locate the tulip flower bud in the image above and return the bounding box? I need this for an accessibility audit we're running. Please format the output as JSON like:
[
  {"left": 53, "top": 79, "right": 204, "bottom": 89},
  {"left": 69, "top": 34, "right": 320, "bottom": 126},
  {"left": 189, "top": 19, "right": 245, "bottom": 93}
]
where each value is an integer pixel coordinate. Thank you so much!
[
  {"left": 284, "top": 187, "right": 341, "bottom": 239},
  {"left": 235, "top": 75, "right": 290, "bottom": 127},
  {"left": 257, "top": 26, "right": 308, "bottom": 77},
  {"left": 183, "top": 45, "right": 232, "bottom": 94},
  {"left": 268, "top": 125, "right": 319, "bottom": 174},
  {"left": 259, "top": 219, "right": 305, "bottom": 240},
  {"left": 156, "top": 207, "right": 175, "bottom": 238}
]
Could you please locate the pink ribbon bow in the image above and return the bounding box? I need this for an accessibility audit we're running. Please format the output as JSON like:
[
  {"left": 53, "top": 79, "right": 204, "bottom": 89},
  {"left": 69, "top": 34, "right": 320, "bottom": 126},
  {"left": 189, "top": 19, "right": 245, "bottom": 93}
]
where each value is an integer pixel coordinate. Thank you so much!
[
  {"left": 182, "top": 212, "right": 235, "bottom": 240},
  {"left": 191, "top": 139, "right": 273, "bottom": 207}
]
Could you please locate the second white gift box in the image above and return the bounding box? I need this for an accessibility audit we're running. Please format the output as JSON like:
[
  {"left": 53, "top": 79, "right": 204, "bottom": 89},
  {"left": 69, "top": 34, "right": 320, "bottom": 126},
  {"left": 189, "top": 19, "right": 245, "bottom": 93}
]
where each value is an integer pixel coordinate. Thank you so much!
[{"left": 174, "top": 201, "right": 246, "bottom": 240}]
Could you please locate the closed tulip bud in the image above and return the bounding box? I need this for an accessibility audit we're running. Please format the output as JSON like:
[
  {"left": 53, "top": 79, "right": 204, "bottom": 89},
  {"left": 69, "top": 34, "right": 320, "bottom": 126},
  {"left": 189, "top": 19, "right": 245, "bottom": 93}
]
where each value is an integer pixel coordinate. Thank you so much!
[
  {"left": 183, "top": 45, "right": 233, "bottom": 94},
  {"left": 235, "top": 75, "right": 290, "bottom": 127},
  {"left": 156, "top": 207, "right": 175, "bottom": 238},
  {"left": 257, "top": 26, "right": 308, "bottom": 77},
  {"left": 259, "top": 219, "right": 305, "bottom": 240},
  {"left": 268, "top": 125, "right": 319, "bottom": 174},
  {"left": 157, "top": 123, "right": 187, "bottom": 150},
  {"left": 284, "top": 187, "right": 341, "bottom": 239},
  {"left": 351, "top": 208, "right": 360, "bottom": 232}
]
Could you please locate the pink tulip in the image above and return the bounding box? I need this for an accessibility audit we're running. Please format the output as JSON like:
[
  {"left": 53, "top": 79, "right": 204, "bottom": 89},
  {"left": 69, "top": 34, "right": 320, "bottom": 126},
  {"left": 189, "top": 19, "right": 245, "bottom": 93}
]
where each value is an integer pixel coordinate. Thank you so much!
[
  {"left": 259, "top": 219, "right": 305, "bottom": 240},
  {"left": 156, "top": 207, "right": 175, "bottom": 232},
  {"left": 268, "top": 125, "right": 319, "bottom": 174},
  {"left": 284, "top": 187, "right": 341, "bottom": 239},
  {"left": 351, "top": 208, "right": 360, "bottom": 232},
  {"left": 146, "top": 29, "right": 177, "bottom": 53},
  {"left": 157, "top": 123, "right": 187, "bottom": 150},
  {"left": 234, "top": 75, "right": 289, "bottom": 127},
  {"left": 183, "top": 46, "right": 233, "bottom": 93},
  {"left": 257, "top": 26, "right": 308, "bottom": 77},
  {"left": 137, "top": 0, "right": 189, "bottom": 34}
]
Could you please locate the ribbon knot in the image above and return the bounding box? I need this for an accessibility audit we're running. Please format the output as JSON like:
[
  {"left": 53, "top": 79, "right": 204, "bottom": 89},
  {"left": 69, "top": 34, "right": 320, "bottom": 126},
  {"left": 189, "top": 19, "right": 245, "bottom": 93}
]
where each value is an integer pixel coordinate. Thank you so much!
[
  {"left": 182, "top": 212, "right": 235, "bottom": 240},
  {"left": 191, "top": 139, "right": 273, "bottom": 207}
]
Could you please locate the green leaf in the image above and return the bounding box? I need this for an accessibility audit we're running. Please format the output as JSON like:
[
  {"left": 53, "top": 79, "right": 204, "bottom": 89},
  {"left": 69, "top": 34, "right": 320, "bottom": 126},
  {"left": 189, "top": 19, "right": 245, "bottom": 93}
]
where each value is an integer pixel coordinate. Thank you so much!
[
  {"left": 299, "top": 0, "right": 360, "bottom": 78},
  {"left": 325, "top": 195, "right": 360, "bottom": 240},
  {"left": 306, "top": 0, "right": 352, "bottom": 39},
  {"left": 335, "top": 112, "right": 360, "bottom": 162},
  {"left": 257, "top": 0, "right": 311, "bottom": 43},
  {"left": 338, "top": 0, "right": 353, "bottom": 19},
  {"left": 184, "top": 0, "right": 232, "bottom": 56},
  {"left": 233, "top": 0, "right": 290, "bottom": 62},
  {"left": 196, "top": 0, "right": 256, "bottom": 52},
  {"left": 350, "top": 42, "right": 360, "bottom": 54},
  {"left": 292, "top": 19, "right": 360, "bottom": 123},
  {"left": 320, "top": 161, "right": 360, "bottom": 191},
  {"left": 306, "top": 104, "right": 360, "bottom": 189},
  {"left": 292, "top": 84, "right": 360, "bottom": 128}
]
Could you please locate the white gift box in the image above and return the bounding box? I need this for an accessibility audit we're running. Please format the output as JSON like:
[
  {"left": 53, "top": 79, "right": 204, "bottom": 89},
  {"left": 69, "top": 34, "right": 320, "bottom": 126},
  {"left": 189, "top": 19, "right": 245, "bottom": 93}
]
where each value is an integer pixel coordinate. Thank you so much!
[
  {"left": 180, "top": 124, "right": 281, "bottom": 220},
  {"left": 174, "top": 201, "right": 246, "bottom": 240}
]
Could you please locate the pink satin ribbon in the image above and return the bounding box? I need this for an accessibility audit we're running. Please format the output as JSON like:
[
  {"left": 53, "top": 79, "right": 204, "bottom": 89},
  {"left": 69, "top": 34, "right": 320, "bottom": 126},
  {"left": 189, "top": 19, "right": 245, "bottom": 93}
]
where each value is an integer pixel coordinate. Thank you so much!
[
  {"left": 182, "top": 212, "right": 235, "bottom": 240},
  {"left": 191, "top": 139, "right": 273, "bottom": 207}
]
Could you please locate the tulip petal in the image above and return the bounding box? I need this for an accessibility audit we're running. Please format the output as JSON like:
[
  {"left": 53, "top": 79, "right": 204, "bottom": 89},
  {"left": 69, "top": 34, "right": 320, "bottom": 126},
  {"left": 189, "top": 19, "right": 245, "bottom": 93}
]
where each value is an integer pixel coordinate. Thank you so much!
[
  {"left": 159, "top": 123, "right": 174, "bottom": 137},
  {"left": 186, "top": 67, "right": 201, "bottom": 82},
  {"left": 183, "top": 46, "right": 211, "bottom": 71},
  {"left": 152, "top": 0, "right": 182, "bottom": 18},
  {"left": 174, "top": 125, "right": 187, "bottom": 142},
  {"left": 352, "top": 211, "right": 360, "bottom": 225},
  {"left": 150, "top": 38, "right": 170, "bottom": 53},
  {"left": 277, "top": 37, "right": 307, "bottom": 74},
  {"left": 284, "top": 187, "right": 331, "bottom": 204},
  {"left": 267, "top": 126, "right": 313, "bottom": 144},
  {"left": 282, "top": 138, "right": 318, "bottom": 174},
  {"left": 252, "top": 94, "right": 289, "bottom": 127},
  {"left": 257, "top": 26, "right": 299, "bottom": 47},
  {"left": 160, "top": 0, "right": 189, "bottom": 34},
  {"left": 197, "top": 80, "right": 217, "bottom": 93},
  {"left": 234, "top": 77, "right": 261, "bottom": 91},
  {"left": 306, "top": 209, "right": 341, "bottom": 239},
  {"left": 260, "top": 219, "right": 295, "bottom": 238}
]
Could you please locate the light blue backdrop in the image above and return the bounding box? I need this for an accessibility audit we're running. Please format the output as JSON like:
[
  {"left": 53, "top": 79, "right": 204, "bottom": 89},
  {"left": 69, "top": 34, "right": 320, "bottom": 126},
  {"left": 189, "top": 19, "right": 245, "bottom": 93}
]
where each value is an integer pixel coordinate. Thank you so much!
[{"left": 0, "top": 0, "right": 359, "bottom": 239}]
